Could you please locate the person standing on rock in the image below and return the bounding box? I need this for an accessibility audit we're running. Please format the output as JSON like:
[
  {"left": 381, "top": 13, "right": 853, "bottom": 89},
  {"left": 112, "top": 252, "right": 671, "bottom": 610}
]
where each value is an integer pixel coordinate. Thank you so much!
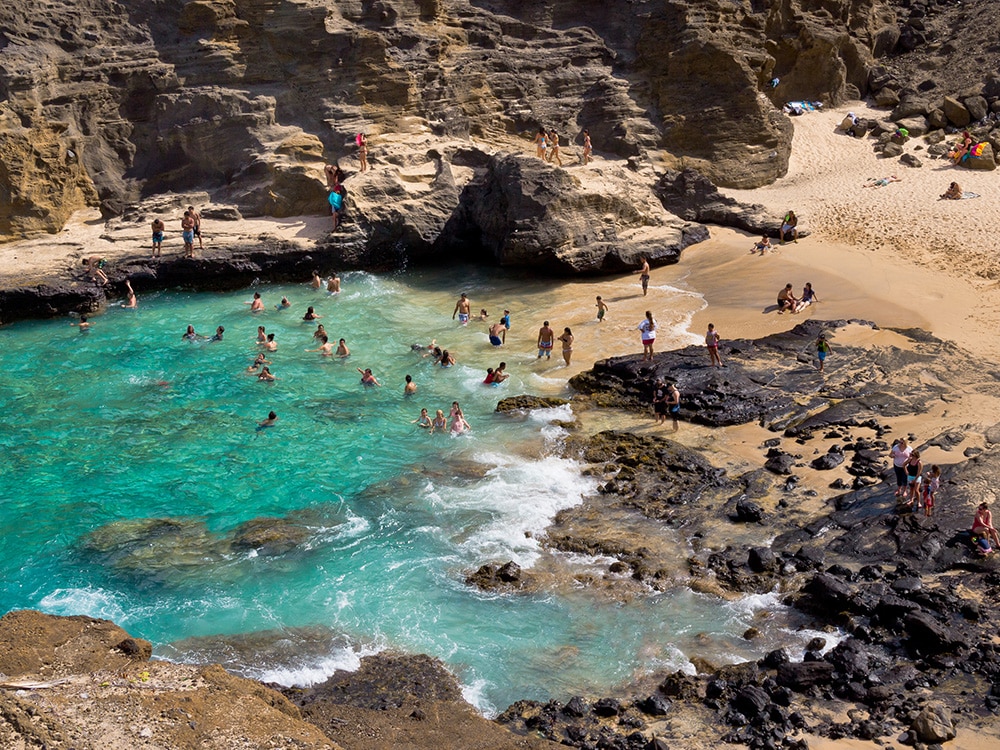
[
  {"left": 329, "top": 183, "right": 345, "bottom": 231},
  {"left": 453, "top": 293, "right": 471, "bottom": 325},
  {"left": 638, "top": 311, "right": 657, "bottom": 361},
  {"left": 581, "top": 129, "right": 592, "bottom": 164},
  {"left": 537, "top": 321, "right": 554, "bottom": 359},
  {"left": 357, "top": 133, "right": 368, "bottom": 172},
  {"left": 890, "top": 437, "right": 912, "bottom": 500},
  {"left": 187, "top": 205, "right": 203, "bottom": 250},
  {"left": 652, "top": 380, "right": 668, "bottom": 425},
  {"left": 181, "top": 211, "right": 195, "bottom": 258},
  {"left": 705, "top": 323, "right": 723, "bottom": 368},
  {"left": 151, "top": 218, "right": 165, "bottom": 257},
  {"left": 779, "top": 210, "right": 798, "bottom": 244},
  {"left": 635, "top": 257, "right": 651, "bottom": 296},
  {"left": 534, "top": 127, "right": 547, "bottom": 159},
  {"left": 815, "top": 333, "right": 832, "bottom": 372},
  {"left": 668, "top": 382, "right": 681, "bottom": 431},
  {"left": 546, "top": 130, "right": 562, "bottom": 166}
]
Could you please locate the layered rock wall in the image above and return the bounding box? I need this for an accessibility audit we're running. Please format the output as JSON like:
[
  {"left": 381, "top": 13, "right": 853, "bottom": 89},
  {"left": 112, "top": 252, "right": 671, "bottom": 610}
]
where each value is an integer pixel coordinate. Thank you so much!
[{"left": 1, "top": 0, "right": 902, "bottom": 244}]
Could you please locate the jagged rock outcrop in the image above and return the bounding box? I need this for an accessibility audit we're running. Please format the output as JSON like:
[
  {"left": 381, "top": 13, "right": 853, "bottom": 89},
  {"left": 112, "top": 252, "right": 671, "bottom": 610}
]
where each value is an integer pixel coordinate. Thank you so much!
[{"left": 1, "top": 0, "right": 905, "bottom": 244}]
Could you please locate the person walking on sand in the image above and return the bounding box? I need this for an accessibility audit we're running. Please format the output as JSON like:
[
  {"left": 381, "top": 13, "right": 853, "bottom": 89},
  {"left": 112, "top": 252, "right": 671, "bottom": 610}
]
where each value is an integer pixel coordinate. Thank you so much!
[
  {"left": 488, "top": 320, "right": 505, "bottom": 347},
  {"left": 635, "top": 257, "right": 651, "bottom": 296},
  {"left": 188, "top": 205, "right": 203, "bottom": 249},
  {"left": 815, "top": 333, "right": 832, "bottom": 372},
  {"left": 546, "top": 130, "right": 562, "bottom": 166},
  {"left": 181, "top": 211, "right": 196, "bottom": 257},
  {"left": 890, "top": 437, "right": 912, "bottom": 499},
  {"left": 779, "top": 210, "right": 798, "bottom": 244},
  {"left": 453, "top": 292, "right": 471, "bottom": 325},
  {"left": 151, "top": 218, "right": 165, "bottom": 257},
  {"left": 534, "top": 127, "right": 547, "bottom": 159},
  {"left": 581, "top": 129, "right": 592, "bottom": 164},
  {"left": 705, "top": 323, "right": 723, "bottom": 368},
  {"left": 638, "top": 311, "right": 657, "bottom": 361},
  {"left": 667, "top": 382, "right": 681, "bottom": 432},
  {"left": 537, "top": 321, "right": 555, "bottom": 359},
  {"left": 557, "top": 327, "right": 574, "bottom": 366},
  {"left": 596, "top": 295, "right": 609, "bottom": 321}
]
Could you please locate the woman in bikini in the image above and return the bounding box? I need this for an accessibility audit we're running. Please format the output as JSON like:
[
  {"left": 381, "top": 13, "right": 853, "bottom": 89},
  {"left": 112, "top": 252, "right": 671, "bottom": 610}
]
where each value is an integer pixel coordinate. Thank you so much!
[
  {"left": 973, "top": 502, "right": 1000, "bottom": 547},
  {"left": 557, "top": 327, "right": 574, "bottom": 366}
]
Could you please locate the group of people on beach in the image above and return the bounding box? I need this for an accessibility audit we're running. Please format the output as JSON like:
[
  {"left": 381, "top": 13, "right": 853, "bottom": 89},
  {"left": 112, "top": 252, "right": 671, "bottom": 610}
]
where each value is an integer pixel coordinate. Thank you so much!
[{"left": 777, "top": 282, "right": 819, "bottom": 314}]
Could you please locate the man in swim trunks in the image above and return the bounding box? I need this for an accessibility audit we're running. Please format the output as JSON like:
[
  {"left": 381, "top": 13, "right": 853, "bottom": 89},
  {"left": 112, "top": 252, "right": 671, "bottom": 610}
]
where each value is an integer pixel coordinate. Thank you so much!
[
  {"left": 187, "top": 205, "right": 203, "bottom": 249},
  {"left": 493, "top": 361, "right": 509, "bottom": 383},
  {"left": 151, "top": 218, "right": 164, "bottom": 257},
  {"left": 635, "top": 257, "right": 650, "bottom": 296},
  {"left": 488, "top": 320, "right": 505, "bottom": 347},
  {"left": 777, "top": 283, "right": 797, "bottom": 313},
  {"left": 181, "top": 211, "right": 195, "bottom": 258},
  {"left": 596, "top": 295, "right": 608, "bottom": 321},
  {"left": 327, "top": 273, "right": 341, "bottom": 293},
  {"left": 453, "top": 293, "right": 471, "bottom": 325},
  {"left": 537, "top": 321, "right": 554, "bottom": 359}
]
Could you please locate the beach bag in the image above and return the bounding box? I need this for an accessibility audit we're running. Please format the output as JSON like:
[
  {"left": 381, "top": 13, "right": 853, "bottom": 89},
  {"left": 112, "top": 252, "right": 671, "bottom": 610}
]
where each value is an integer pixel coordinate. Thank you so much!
[
  {"left": 328, "top": 190, "right": 344, "bottom": 211},
  {"left": 970, "top": 142, "right": 987, "bottom": 158}
]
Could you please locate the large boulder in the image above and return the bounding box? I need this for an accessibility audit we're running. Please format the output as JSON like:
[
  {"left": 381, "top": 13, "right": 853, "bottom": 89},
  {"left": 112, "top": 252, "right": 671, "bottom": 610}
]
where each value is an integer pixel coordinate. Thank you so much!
[
  {"left": 911, "top": 704, "right": 957, "bottom": 744},
  {"left": 964, "top": 142, "right": 997, "bottom": 171},
  {"left": 942, "top": 96, "right": 971, "bottom": 127}
]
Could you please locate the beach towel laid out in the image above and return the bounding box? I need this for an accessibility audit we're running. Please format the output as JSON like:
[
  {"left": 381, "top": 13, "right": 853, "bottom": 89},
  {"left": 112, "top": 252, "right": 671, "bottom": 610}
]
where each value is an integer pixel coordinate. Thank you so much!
[
  {"left": 961, "top": 192, "right": 981, "bottom": 199},
  {"left": 783, "top": 101, "right": 823, "bottom": 116}
]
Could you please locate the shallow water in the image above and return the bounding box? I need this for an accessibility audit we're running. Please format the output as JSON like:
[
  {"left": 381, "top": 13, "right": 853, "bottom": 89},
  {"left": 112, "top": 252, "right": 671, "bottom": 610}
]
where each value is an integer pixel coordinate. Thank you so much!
[{"left": 0, "top": 266, "right": 827, "bottom": 713}]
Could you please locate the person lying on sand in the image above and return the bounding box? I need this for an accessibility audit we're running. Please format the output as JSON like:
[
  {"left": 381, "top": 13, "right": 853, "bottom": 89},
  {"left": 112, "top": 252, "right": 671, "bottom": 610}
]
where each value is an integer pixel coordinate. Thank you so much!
[
  {"left": 940, "top": 182, "right": 963, "bottom": 200},
  {"left": 863, "top": 175, "right": 901, "bottom": 188}
]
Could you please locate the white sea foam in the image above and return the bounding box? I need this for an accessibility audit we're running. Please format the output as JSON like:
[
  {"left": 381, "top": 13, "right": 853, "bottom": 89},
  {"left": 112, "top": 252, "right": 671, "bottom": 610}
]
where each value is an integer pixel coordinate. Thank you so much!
[
  {"left": 460, "top": 676, "right": 495, "bottom": 716},
  {"left": 39, "top": 587, "right": 128, "bottom": 623},
  {"left": 255, "top": 641, "right": 385, "bottom": 687}
]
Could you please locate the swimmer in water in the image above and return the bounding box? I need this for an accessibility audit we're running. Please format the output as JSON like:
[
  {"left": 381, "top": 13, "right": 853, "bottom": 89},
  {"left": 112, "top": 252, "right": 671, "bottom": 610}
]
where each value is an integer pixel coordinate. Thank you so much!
[
  {"left": 264, "top": 333, "right": 278, "bottom": 352},
  {"left": 313, "top": 324, "right": 327, "bottom": 341},
  {"left": 121, "top": 280, "right": 138, "bottom": 309},
  {"left": 209, "top": 325, "right": 225, "bottom": 342},
  {"left": 257, "top": 411, "right": 278, "bottom": 430},
  {"left": 276, "top": 296, "right": 291, "bottom": 310},
  {"left": 303, "top": 306, "right": 320, "bottom": 321},
  {"left": 306, "top": 335, "right": 333, "bottom": 356},
  {"left": 311, "top": 270, "right": 323, "bottom": 289},
  {"left": 429, "top": 409, "right": 447, "bottom": 434},
  {"left": 439, "top": 350, "right": 456, "bottom": 367},
  {"left": 181, "top": 324, "right": 202, "bottom": 341},
  {"left": 256, "top": 325, "right": 267, "bottom": 344},
  {"left": 492, "top": 361, "right": 509, "bottom": 383},
  {"left": 247, "top": 291, "right": 265, "bottom": 312},
  {"left": 488, "top": 321, "right": 505, "bottom": 347},
  {"left": 335, "top": 338, "right": 350, "bottom": 357},
  {"left": 413, "top": 408, "right": 432, "bottom": 428},
  {"left": 327, "top": 274, "right": 341, "bottom": 294},
  {"left": 449, "top": 401, "right": 470, "bottom": 435},
  {"left": 258, "top": 366, "right": 276, "bottom": 382},
  {"left": 358, "top": 367, "right": 381, "bottom": 386},
  {"left": 246, "top": 353, "right": 270, "bottom": 373},
  {"left": 72, "top": 315, "right": 91, "bottom": 332},
  {"left": 404, "top": 374, "right": 417, "bottom": 395}
]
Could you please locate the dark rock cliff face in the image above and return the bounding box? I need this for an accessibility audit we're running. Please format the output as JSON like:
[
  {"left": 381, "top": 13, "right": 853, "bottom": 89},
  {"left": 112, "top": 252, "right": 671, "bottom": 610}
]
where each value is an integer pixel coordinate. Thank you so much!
[{"left": 1, "top": 0, "right": 900, "bottom": 245}]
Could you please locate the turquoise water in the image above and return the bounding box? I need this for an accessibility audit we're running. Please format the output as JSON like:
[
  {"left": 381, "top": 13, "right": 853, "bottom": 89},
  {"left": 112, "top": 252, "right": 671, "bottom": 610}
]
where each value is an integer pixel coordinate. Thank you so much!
[{"left": 0, "top": 267, "right": 823, "bottom": 712}]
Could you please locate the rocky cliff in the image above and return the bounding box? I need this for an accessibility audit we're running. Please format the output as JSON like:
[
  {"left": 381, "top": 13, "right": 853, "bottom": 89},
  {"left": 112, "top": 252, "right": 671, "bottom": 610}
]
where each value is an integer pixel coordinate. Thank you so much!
[{"left": 1, "top": 0, "right": 906, "bottom": 255}]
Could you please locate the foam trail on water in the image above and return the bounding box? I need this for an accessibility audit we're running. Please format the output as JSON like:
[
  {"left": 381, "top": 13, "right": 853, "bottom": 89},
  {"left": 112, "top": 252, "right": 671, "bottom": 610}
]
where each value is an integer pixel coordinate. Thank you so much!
[
  {"left": 255, "top": 642, "right": 385, "bottom": 687},
  {"left": 40, "top": 587, "right": 128, "bottom": 624}
]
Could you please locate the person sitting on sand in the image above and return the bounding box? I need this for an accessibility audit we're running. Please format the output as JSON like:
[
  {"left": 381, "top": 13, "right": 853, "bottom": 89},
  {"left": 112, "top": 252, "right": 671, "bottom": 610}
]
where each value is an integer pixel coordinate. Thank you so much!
[
  {"left": 941, "top": 182, "right": 963, "bottom": 200},
  {"left": 948, "top": 131, "right": 973, "bottom": 164},
  {"left": 864, "top": 175, "right": 901, "bottom": 188},
  {"left": 972, "top": 502, "right": 1000, "bottom": 547},
  {"left": 779, "top": 211, "right": 798, "bottom": 244},
  {"left": 794, "top": 282, "right": 819, "bottom": 312},
  {"left": 777, "top": 283, "right": 798, "bottom": 313},
  {"left": 751, "top": 235, "right": 772, "bottom": 255}
]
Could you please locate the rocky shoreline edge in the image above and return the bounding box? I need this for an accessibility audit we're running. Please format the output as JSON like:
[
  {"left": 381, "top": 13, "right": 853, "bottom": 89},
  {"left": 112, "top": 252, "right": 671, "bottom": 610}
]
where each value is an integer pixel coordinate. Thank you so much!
[{"left": 4, "top": 320, "right": 999, "bottom": 749}]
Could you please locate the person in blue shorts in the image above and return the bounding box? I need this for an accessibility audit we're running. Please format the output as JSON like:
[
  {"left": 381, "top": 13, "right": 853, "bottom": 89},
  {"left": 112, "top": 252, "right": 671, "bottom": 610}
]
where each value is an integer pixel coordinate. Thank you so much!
[
  {"left": 816, "top": 333, "right": 832, "bottom": 372},
  {"left": 488, "top": 320, "right": 505, "bottom": 347},
  {"left": 453, "top": 293, "right": 471, "bottom": 325},
  {"left": 501, "top": 309, "right": 510, "bottom": 343}
]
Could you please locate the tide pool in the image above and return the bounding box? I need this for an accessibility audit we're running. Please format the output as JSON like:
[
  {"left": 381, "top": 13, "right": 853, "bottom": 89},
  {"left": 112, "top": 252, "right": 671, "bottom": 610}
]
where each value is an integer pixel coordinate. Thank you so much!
[{"left": 0, "top": 266, "right": 822, "bottom": 713}]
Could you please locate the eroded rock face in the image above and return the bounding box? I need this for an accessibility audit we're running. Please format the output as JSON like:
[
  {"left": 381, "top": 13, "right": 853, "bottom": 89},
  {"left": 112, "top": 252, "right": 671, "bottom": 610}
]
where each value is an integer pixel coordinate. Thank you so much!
[{"left": 1, "top": 0, "right": 897, "bottom": 242}]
